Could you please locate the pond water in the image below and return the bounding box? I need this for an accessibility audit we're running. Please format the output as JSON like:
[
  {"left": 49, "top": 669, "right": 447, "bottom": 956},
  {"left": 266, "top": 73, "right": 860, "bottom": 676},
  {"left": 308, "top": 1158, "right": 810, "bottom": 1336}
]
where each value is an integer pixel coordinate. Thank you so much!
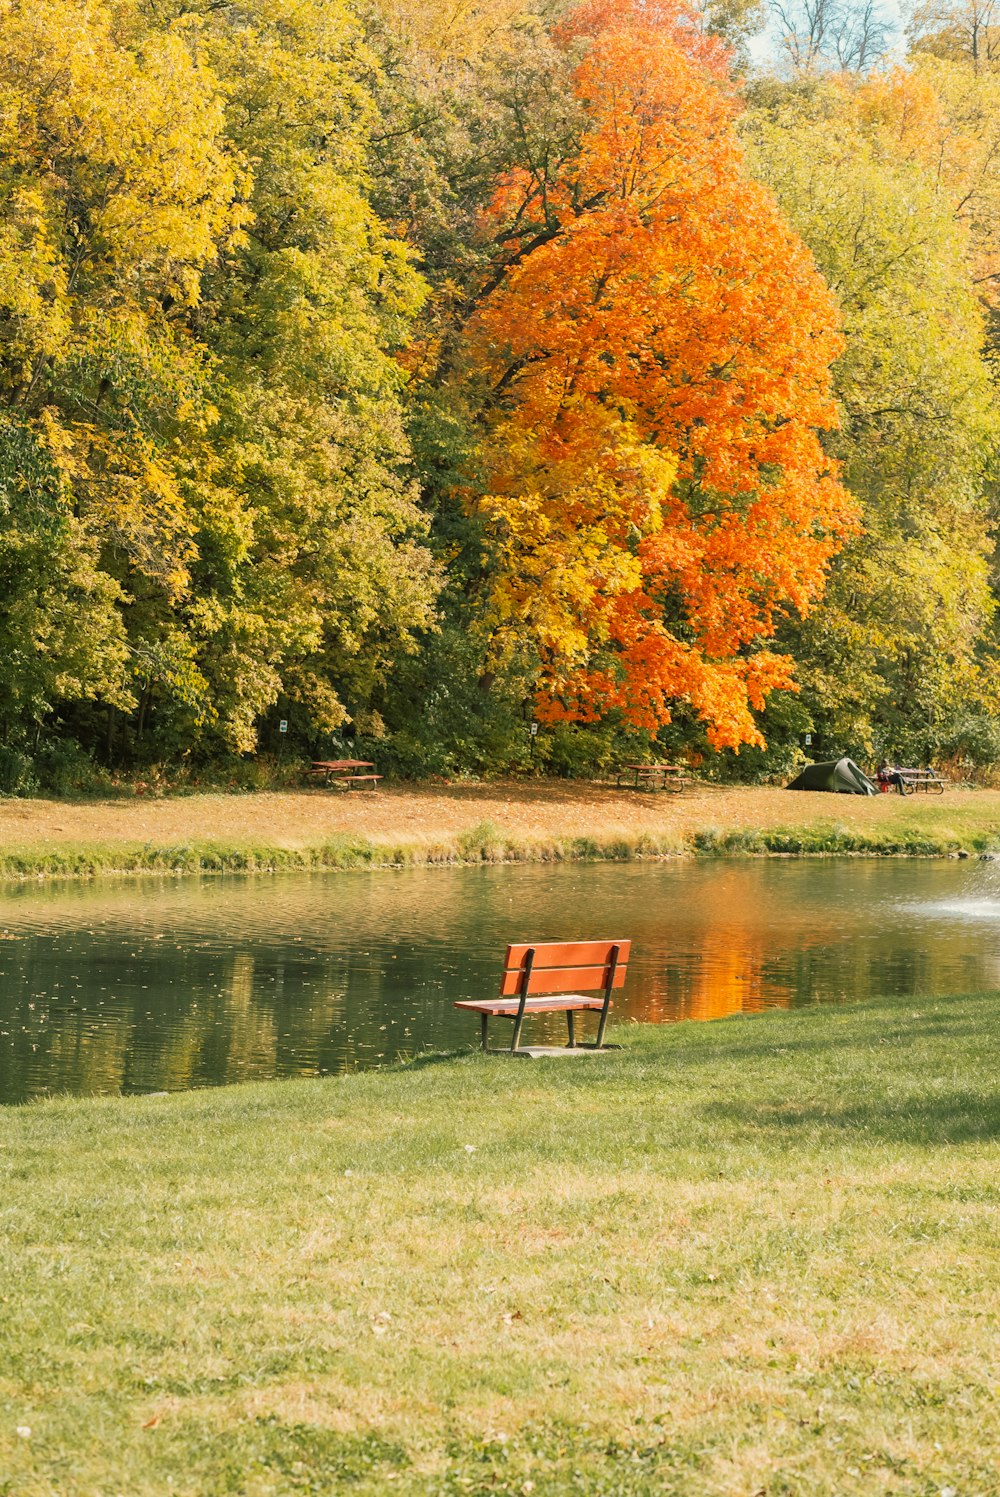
[{"left": 2, "top": 857, "right": 1000, "bottom": 1103}]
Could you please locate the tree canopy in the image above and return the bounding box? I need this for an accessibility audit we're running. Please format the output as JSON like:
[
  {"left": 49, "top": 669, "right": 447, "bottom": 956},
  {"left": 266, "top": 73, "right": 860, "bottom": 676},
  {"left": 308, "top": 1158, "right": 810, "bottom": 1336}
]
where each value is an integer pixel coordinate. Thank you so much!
[
  {"left": 456, "top": 0, "right": 854, "bottom": 750},
  {"left": 746, "top": 76, "right": 999, "bottom": 763},
  {"left": 0, "top": 0, "right": 437, "bottom": 772},
  {"left": 0, "top": 0, "right": 998, "bottom": 783}
]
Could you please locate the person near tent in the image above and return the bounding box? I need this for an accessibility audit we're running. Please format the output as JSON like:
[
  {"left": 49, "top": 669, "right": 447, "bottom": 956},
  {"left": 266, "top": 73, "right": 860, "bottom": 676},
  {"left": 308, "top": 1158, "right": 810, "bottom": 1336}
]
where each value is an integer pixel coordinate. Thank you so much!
[{"left": 877, "top": 763, "right": 905, "bottom": 795}]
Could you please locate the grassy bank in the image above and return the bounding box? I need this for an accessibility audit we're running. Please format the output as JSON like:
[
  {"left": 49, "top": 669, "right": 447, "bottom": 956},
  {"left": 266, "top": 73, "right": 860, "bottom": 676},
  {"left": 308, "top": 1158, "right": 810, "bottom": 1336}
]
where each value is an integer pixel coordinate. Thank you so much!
[
  {"left": 2, "top": 782, "right": 1000, "bottom": 880},
  {"left": 0, "top": 824, "right": 981, "bottom": 883},
  {"left": 0, "top": 823, "right": 691, "bottom": 881},
  {"left": 2, "top": 992, "right": 999, "bottom": 1495}
]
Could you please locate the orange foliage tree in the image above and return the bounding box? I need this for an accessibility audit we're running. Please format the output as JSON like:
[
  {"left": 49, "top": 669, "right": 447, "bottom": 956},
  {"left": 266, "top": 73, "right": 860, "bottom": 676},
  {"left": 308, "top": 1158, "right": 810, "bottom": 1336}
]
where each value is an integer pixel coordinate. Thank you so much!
[{"left": 461, "top": 0, "right": 857, "bottom": 749}]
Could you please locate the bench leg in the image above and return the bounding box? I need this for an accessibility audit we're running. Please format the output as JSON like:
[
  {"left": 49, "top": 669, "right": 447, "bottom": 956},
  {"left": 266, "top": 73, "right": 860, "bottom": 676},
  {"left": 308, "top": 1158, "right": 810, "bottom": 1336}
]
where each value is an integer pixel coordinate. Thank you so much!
[
  {"left": 596, "top": 1001, "right": 611, "bottom": 1049},
  {"left": 566, "top": 1010, "right": 576, "bottom": 1048},
  {"left": 480, "top": 1013, "right": 488, "bottom": 1051}
]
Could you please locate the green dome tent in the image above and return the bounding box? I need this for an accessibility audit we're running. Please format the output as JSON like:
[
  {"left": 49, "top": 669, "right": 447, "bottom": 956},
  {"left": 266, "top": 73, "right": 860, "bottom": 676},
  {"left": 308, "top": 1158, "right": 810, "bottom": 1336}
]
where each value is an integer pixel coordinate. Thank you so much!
[{"left": 786, "top": 757, "right": 878, "bottom": 795}]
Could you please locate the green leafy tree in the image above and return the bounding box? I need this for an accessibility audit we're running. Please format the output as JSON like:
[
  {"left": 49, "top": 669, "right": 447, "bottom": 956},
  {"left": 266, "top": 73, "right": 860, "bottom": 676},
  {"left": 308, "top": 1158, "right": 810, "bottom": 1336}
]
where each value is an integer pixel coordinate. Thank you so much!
[
  {"left": 155, "top": 0, "right": 439, "bottom": 754},
  {"left": 357, "top": 1, "right": 587, "bottom": 768},
  {"left": 0, "top": 0, "right": 241, "bottom": 753},
  {"left": 745, "top": 79, "right": 1000, "bottom": 763},
  {"left": 0, "top": 0, "right": 439, "bottom": 768}
]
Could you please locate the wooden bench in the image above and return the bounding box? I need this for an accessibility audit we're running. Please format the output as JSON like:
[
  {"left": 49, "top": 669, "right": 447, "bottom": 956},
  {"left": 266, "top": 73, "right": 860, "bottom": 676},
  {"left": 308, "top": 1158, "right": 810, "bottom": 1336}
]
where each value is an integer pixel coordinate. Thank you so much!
[{"left": 455, "top": 939, "right": 631, "bottom": 1057}]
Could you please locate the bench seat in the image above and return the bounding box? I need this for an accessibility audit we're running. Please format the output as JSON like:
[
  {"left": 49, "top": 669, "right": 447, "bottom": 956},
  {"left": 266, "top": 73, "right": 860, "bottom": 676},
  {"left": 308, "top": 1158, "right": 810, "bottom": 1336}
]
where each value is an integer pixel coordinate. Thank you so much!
[{"left": 455, "top": 995, "right": 610, "bottom": 1015}]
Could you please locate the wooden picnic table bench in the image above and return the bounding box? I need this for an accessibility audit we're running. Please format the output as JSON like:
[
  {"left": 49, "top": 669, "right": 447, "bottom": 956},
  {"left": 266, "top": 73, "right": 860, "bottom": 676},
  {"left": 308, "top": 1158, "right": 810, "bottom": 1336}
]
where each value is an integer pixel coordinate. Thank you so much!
[
  {"left": 880, "top": 767, "right": 947, "bottom": 796},
  {"left": 308, "top": 759, "right": 382, "bottom": 790},
  {"left": 897, "top": 769, "right": 946, "bottom": 795},
  {"left": 616, "top": 762, "right": 689, "bottom": 791},
  {"left": 455, "top": 938, "right": 631, "bottom": 1056}
]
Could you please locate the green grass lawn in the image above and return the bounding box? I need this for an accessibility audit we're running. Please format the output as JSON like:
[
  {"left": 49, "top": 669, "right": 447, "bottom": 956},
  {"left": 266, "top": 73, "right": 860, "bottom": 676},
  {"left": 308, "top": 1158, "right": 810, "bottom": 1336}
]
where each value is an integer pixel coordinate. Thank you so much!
[{"left": 2, "top": 994, "right": 999, "bottom": 1495}]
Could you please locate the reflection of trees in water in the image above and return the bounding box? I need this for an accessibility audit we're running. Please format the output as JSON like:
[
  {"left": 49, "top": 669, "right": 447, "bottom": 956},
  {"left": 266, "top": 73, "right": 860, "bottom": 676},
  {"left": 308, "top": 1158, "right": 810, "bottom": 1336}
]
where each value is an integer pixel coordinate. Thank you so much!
[
  {"left": 618, "top": 925, "right": 793, "bottom": 1024},
  {"left": 0, "top": 948, "right": 351, "bottom": 1101},
  {"left": 122, "top": 955, "right": 354, "bottom": 1094},
  {"left": 679, "top": 931, "right": 791, "bottom": 1022},
  {"left": 628, "top": 918, "right": 989, "bottom": 1026},
  {"left": 214, "top": 954, "right": 275, "bottom": 1083},
  {"left": 0, "top": 990, "right": 131, "bottom": 1102},
  {"left": 31, "top": 1006, "right": 132, "bottom": 1098},
  {"left": 0, "top": 862, "right": 997, "bottom": 1100},
  {"left": 612, "top": 861, "right": 995, "bottom": 1025}
]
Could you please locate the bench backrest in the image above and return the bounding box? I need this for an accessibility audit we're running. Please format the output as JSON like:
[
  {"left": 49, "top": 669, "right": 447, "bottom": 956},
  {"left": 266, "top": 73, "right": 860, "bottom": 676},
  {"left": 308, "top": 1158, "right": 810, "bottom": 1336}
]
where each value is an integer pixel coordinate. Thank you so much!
[{"left": 499, "top": 940, "right": 631, "bottom": 997}]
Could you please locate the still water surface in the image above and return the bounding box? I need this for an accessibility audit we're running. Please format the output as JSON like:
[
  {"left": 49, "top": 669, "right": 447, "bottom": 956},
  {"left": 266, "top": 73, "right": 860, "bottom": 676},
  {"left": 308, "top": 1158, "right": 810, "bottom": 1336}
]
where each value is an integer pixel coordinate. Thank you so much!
[{"left": 1, "top": 858, "right": 999, "bottom": 1103}]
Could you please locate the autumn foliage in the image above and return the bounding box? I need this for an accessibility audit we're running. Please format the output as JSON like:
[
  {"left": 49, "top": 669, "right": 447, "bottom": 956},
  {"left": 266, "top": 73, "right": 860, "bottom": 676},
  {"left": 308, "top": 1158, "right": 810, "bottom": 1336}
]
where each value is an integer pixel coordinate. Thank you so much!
[
  {"left": 4, "top": 0, "right": 995, "bottom": 781},
  {"left": 853, "top": 62, "right": 1000, "bottom": 302},
  {"left": 464, "top": 0, "right": 857, "bottom": 749}
]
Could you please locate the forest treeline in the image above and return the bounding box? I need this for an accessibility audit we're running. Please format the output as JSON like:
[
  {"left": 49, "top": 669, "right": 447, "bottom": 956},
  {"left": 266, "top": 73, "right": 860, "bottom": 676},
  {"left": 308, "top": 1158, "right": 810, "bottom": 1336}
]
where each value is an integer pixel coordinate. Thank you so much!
[{"left": 2, "top": 0, "right": 1000, "bottom": 788}]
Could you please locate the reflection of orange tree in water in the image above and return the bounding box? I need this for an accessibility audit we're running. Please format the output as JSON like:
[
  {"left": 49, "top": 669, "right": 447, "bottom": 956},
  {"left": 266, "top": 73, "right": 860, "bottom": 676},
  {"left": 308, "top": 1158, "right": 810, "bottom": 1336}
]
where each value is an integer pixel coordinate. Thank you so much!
[
  {"left": 683, "top": 932, "right": 791, "bottom": 1022},
  {"left": 611, "top": 860, "right": 907, "bottom": 1026},
  {"left": 624, "top": 911, "right": 963, "bottom": 1025},
  {"left": 619, "top": 925, "right": 794, "bottom": 1024}
]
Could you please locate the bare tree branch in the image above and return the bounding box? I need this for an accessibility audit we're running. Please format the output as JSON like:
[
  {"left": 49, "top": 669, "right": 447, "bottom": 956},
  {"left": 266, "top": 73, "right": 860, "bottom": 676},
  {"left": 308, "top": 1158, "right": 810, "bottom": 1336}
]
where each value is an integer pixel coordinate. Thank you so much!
[{"left": 770, "top": 0, "right": 896, "bottom": 71}]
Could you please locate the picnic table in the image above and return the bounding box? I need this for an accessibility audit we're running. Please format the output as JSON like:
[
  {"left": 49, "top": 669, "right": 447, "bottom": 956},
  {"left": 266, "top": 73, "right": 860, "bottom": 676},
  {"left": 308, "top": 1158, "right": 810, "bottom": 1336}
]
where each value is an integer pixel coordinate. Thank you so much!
[
  {"left": 308, "top": 759, "right": 382, "bottom": 790},
  {"left": 890, "top": 767, "right": 947, "bottom": 796},
  {"left": 616, "top": 762, "right": 687, "bottom": 791}
]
